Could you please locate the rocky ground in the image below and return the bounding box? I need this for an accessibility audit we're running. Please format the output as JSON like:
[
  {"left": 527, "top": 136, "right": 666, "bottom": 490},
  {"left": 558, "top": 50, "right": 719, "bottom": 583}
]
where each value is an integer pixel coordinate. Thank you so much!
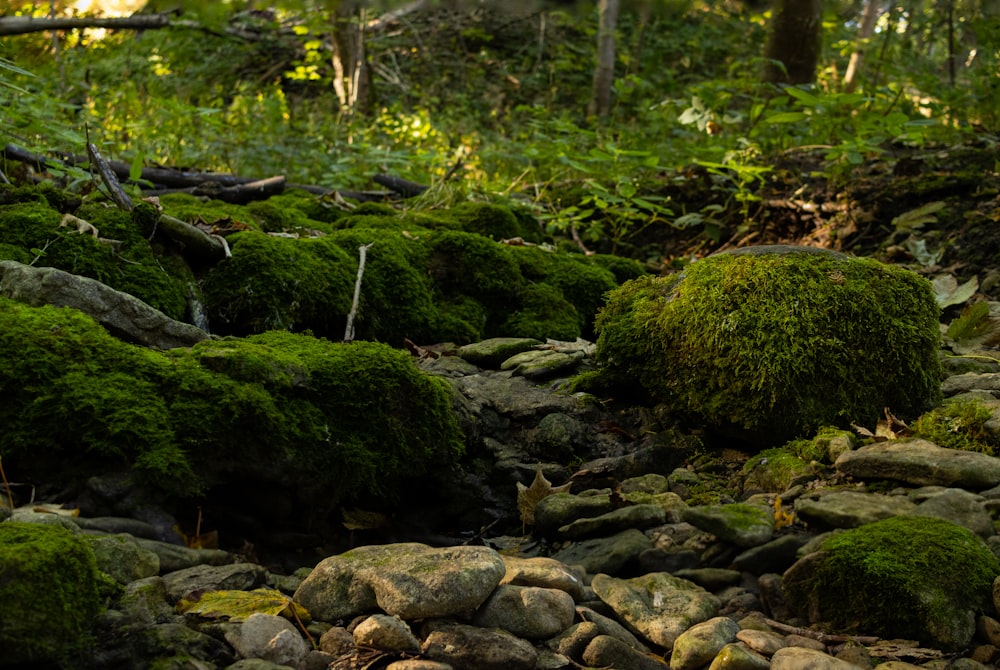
[{"left": 8, "top": 336, "right": 1000, "bottom": 670}]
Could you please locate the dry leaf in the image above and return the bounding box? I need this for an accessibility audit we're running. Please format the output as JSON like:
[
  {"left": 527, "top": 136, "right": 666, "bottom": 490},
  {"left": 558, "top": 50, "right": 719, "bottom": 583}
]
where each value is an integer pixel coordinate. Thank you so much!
[
  {"left": 516, "top": 467, "right": 570, "bottom": 527},
  {"left": 177, "top": 587, "right": 311, "bottom": 623},
  {"left": 342, "top": 508, "right": 388, "bottom": 531},
  {"left": 773, "top": 496, "right": 795, "bottom": 530}
]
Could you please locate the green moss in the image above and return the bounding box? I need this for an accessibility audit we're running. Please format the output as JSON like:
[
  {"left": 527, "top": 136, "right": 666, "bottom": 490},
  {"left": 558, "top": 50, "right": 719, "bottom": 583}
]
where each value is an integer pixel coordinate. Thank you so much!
[
  {"left": 742, "top": 448, "right": 812, "bottom": 492},
  {"left": 591, "top": 253, "right": 649, "bottom": 284},
  {"left": 247, "top": 199, "right": 317, "bottom": 234},
  {"left": 447, "top": 202, "right": 524, "bottom": 240},
  {"left": 785, "top": 516, "right": 1000, "bottom": 649},
  {"left": 0, "top": 523, "right": 103, "bottom": 665},
  {"left": 504, "top": 283, "right": 581, "bottom": 341},
  {"left": 595, "top": 252, "right": 942, "bottom": 444},
  {"left": 352, "top": 202, "right": 400, "bottom": 217},
  {"left": 914, "top": 399, "right": 997, "bottom": 454}
]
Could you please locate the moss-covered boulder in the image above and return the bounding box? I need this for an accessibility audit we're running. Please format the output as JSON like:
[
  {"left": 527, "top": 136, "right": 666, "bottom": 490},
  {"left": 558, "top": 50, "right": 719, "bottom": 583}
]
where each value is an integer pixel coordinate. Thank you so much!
[
  {"left": 0, "top": 523, "right": 104, "bottom": 665},
  {"left": 595, "top": 247, "right": 942, "bottom": 444},
  {"left": 783, "top": 516, "right": 1000, "bottom": 650}
]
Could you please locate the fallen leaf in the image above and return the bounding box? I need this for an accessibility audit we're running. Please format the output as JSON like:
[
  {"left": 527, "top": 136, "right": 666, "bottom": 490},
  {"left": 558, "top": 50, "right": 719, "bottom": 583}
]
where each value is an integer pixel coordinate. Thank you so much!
[
  {"left": 516, "top": 467, "right": 571, "bottom": 527},
  {"left": 773, "top": 496, "right": 794, "bottom": 530},
  {"left": 932, "top": 273, "right": 978, "bottom": 308},
  {"left": 177, "top": 587, "right": 310, "bottom": 624}
]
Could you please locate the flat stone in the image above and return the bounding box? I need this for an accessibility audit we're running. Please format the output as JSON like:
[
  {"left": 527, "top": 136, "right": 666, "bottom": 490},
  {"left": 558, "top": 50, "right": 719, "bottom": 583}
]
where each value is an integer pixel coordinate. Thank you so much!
[
  {"left": 225, "top": 613, "right": 309, "bottom": 668},
  {"left": 473, "top": 584, "right": 576, "bottom": 639},
  {"left": 534, "top": 491, "right": 616, "bottom": 537},
  {"left": 503, "top": 349, "right": 581, "bottom": 380},
  {"left": 681, "top": 503, "right": 775, "bottom": 548},
  {"left": 352, "top": 614, "right": 421, "bottom": 653},
  {"left": 670, "top": 616, "right": 740, "bottom": 670},
  {"left": 907, "top": 488, "right": 994, "bottom": 538},
  {"left": 582, "top": 635, "right": 670, "bottom": 670},
  {"left": 501, "top": 555, "right": 586, "bottom": 601},
  {"left": 163, "top": 563, "right": 267, "bottom": 602},
  {"left": 794, "top": 490, "right": 916, "bottom": 529},
  {"left": 835, "top": 439, "right": 1000, "bottom": 490},
  {"left": 707, "top": 642, "right": 771, "bottom": 669},
  {"left": 591, "top": 572, "right": 720, "bottom": 649},
  {"left": 421, "top": 621, "right": 538, "bottom": 670},
  {"left": 551, "top": 529, "right": 652, "bottom": 575},
  {"left": 459, "top": 337, "right": 542, "bottom": 368},
  {"left": 771, "top": 647, "right": 859, "bottom": 669},
  {"left": 558, "top": 504, "right": 668, "bottom": 540},
  {"left": 732, "top": 533, "right": 815, "bottom": 575},
  {"left": 85, "top": 534, "right": 160, "bottom": 584}
]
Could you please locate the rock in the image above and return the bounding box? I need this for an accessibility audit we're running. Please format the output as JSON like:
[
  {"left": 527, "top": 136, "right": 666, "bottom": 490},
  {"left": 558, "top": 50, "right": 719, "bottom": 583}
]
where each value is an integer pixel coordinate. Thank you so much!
[
  {"left": 582, "top": 635, "right": 670, "bottom": 669},
  {"left": 673, "top": 568, "right": 742, "bottom": 592},
  {"left": 534, "top": 411, "right": 585, "bottom": 457},
  {"left": 385, "top": 661, "right": 455, "bottom": 670},
  {"left": 0, "top": 522, "right": 103, "bottom": 665},
  {"left": 473, "top": 584, "right": 576, "bottom": 639},
  {"left": 293, "top": 543, "right": 505, "bottom": 621},
  {"left": 501, "top": 348, "right": 581, "bottom": 380},
  {"left": 550, "top": 621, "right": 601, "bottom": 659},
  {"left": 707, "top": 642, "right": 771, "bottom": 670},
  {"left": 534, "top": 491, "right": 616, "bottom": 537},
  {"left": 558, "top": 504, "right": 669, "bottom": 540},
  {"left": 594, "top": 249, "right": 941, "bottom": 443},
  {"left": 458, "top": 337, "right": 542, "bottom": 368},
  {"left": 793, "top": 490, "right": 916, "bottom": 529},
  {"left": 623, "top": 473, "right": 671, "bottom": 494},
  {"left": 225, "top": 660, "right": 295, "bottom": 670},
  {"left": 85, "top": 533, "right": 161, "bottom": 584},
  {"left": 120, "top": 576, "right": 177, "bottom": 626},
  {"left": 421, "top": 621, "right": 538, "bottom": 670},
  {"left": 318, "top": 626, "right": 354, "bottom": 655},
  {"left": 681, "top": 503, "right": 775, "bottom": 548},
  {"left": 75, "top": 515, "right": 162, "bottom": 539},
  {"left": 0, "top": 260, "right": 208, "bottom": 349},
  {"left": 783, "top": 516, "right": 999, "bottom": 650},
  {"left": 670, "top": 616, "right": 741, "bottom": 670},
  {"left": 134, "top": 537, "right": 234, "bottom": 573},
  {"left": 591, "top": 572, "right": 720, "bottom": 649},
  {"left": 129, "top": 622, "right": 235, "bottom": 666},
  {"left": 942, "top": 372, "right": 1000, "bottom": 395},
  {"left": 551, "top": 528, "right": 652, "bottom": 575},
  {"left": 162, "top": 563, "right": 268, "bottom": 602},
  {"left": 977, "top": 614, "right": 1000, "bottom": 647},
  {"left": 771, "top": 647, "right": 860, "bottom": 669},
  {"left": 736, "top": 628, "right": 786, "bottom": 655},
  {"left": 907, "top": 487, "right": 994, "bottom": 538},
  {"left": 9, "top": 509, "right": 81, "bottom": 531},
  {"left": 732, "top": 533, "right": 815, "bottom": 575},
  {"left": 226, "top": 613, "right": 309, "bottom": 667},
  {"left": 501, "top": 555, "right": 586, "bottom": 602},
  {"left": 834, "top": 440, "right": 1000, "bottom": 490},
  {"left": 352, "top": 614, "right": 421, "bottom": 653},
  {"left": 576, "top": 605, "right": 651, "bottom": 653}
]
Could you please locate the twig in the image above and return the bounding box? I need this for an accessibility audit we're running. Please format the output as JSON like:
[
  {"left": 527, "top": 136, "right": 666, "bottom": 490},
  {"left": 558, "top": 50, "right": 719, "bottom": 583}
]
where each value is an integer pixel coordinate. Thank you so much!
[
  {"left": 0, "top": 456, "right": 14, "bottom": 513},
  {"left": 569, "top": 223, "right": 594, "bottom": 256},
  {"left": 86, "top": 130, "right": 133, "bottom": 211},
  {"left": 763, "top": 617, "right": 879, "bottom": 645},
  {"left": 344, "top": 242, "right": 374, "bottom": 342}
]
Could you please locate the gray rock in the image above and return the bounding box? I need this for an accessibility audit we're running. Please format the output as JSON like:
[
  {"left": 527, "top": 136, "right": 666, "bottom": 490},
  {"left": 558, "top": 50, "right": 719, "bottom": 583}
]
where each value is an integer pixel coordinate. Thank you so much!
[
  {"left": 419, "top": 354, "right": 481, "bottom": 377},
  {"left": 549, "top": 621, "right": 600, "bottom": 660},
  {"left": 318, "top": 626, "right": 354, "bottom": 655},
  {"left": 534, "top": 492, "right": 615, "bottom": 537},
  {"left": 225, "top": 660, "right": 295, "bottom": 670},
  {"left": 86, "top": 534, "right": 160, "bottom": 584},
  {"left": 771, "top": 647, "right": 860, "bottom": 669},
  {"left": 458, "top": 337, "right": 542, "bottom": 368},
  {"left": 942, "top": 372, "right": 1000, "bottom": 396},
  {"left": 352, "top": 614, "right": 421, "bottom": 653},
  {"left": 551, "top": 528, "right": 652, "bottom": 575},
  {"left": 794, "top": 491, "right": 916, "bottom": 529},
  {"left": 473, "top": 584, "right": 576, "bottom": 639},
  {"left": 576, "top": 605, "right": 651, "bottom": 653},
  {"left": 385, "top": 661, "right": 455, "bottom": 670},
  {"left": 535, "top": 412, "right": 585, "bottom": 455},
  {"left": 670, "top": 616, "right": 741, "bottom": 670},
  {"left": 226, "top": 614, "right": 309, "bottom": 667},
  {"left": 501, "top": 555, "right": 586, "bottom": 602},
  {"left": 907, "top": 488, "right": 994, "bottom": 538},
  {"left": 668, "top": 468, "right": 702, "bottom": 500},
  {"left": 134, "top": 537, "right": 234, "bottom": 573},
  {"left": 591, "top": 572, "right": 720, "bottom": 649},
  {"left": 622, "top": 474, "right": 670, "bottom": 494},
  {"left": 0, "top": 260, "right": 208, "bottom": 349},
  {"left": 76, "top": 516, "right": 161, "bottom": 539},
  {"left": 293, "top": 543, "right": 505, "bottom": 621},
  {"left": 504, "top": 349, "right": 581, "bottom": 380},
  {"left": 421, "top": 621, "right": 538, "bottom": 670},
  {"left": 735, "top": 629, "right": 786, "bottom": 656},
  {"left": 582, "top": 635, "right": 670, "bottom": 669},
  {"left": 835, "top": 439, "right": 1000, "bottom": 489},
  {"left": 131, "top": 622, "right": 234, "bottom": 665},
  {"left": 9, "top": 510, "right": 81, "bottom": 531},
  {"left": 682, "top": 503, "right": 775, "bottom": 548},
  {"left": 558, "top": 504, "right": 668, "bottom": 540},
  {"left": 120, "top": 576, "right": 177, "bottom": 626},
  {"left": 162, "top": 563, "right": 267, "bottom": 602},
  {"left": 673, "top": 569, "right": 742, "bottom": 592},
  {"left": 707, "top": 642, "right": 771, "bottom": 670},
  {"left": 732, "top": 533, "right": 815, "bottom": 575}
]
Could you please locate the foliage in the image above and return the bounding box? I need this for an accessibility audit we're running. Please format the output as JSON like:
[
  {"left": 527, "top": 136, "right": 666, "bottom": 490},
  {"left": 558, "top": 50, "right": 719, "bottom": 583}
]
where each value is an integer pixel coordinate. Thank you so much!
[
  {"left": 595, "top": 250, "right": 943, "bottom": 444},
  {"left": 914, "top": 399, "right": 998, "bottom": 455}
]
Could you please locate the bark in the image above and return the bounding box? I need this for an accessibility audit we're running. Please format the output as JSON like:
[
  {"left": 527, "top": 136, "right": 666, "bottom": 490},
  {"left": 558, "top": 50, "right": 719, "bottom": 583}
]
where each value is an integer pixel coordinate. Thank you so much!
[
  {"left": 373, "top": 173, "right": 429, "bottom": 198},
  {"left": 843, "top": 0, "right": 886, "bottom": 92},
  {"left": 0, "top": 13, "right": 172, "bottom": 37},
  {"left": 763, "top": 0, "right": 823, "bottom": 85},
  {"left": 331, "top": 2, "right": 373, "bottom": 115},
  {"left": 588, "top": 0, "right": 620, "bottom": 118}
]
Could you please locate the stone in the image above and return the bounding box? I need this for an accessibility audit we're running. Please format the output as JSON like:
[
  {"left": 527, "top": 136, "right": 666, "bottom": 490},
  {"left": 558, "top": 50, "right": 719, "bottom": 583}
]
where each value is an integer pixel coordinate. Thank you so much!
[
  {"left": 550, "top": 621, "right": 601, "bottom": 660},
  {"left": 162, "top": 563, "right": 267, "bottom": 602},
  {"left": 732, "top": 533, "right": 814, "bottom": 575},
  {"left": 318, "top": 626, "right": 354, "bottom": 655},
  {"left": 673, "top": 568, "right": 742, "bottom": 592},
  {"left": 226, "top": 614, "right": 309, "bottom": 667},
  {"left": 0, "top": 260, "right": 208, "bottom": 349},
  {"left": 385, "top": 661, "right": 454, "bottom": 670},
  {"left": 681, "top": 503, "right": 775, "bottom": 548},
  {"left": 977, "top": 614, "right": 1000, "bottom": 647},
  {"left": 502, "top": 349, "right": 581, "bottom": 380},
  {"left": 771, "top": 647, "right": 860, "bottom": 669},
  {"left": 576, "top": 605, "right": 651, "bottom": 653},
  {"left": 75, "top": 515, "right": 162, "bottom": 539},
  {"left": 907, "top": 487, "right": 994, "bottom": 538},
  {"left": 793, "top": 491, "right": 916, "bottom": 529},
  {"left": 534, "top": 491, "right": 615, "bottom": 537},
  {"left": 783, "top": 516, "right": 999, "bottom": 650},
  {"left": 134, "top": 537, "right": 234, "bottom": 573},
  {"left": 708, "top": 642, "right": 772, "bottom": 670},
  {"left": 458, "top": 337, "right": 541, "bottom": 368},
  {"left": 501, "top": 555, "right": 586, "bottom": 602},
  {"left": 670, "top": 616, "right": 741, "bottom": 670},
  {"left": 225, "top": 660, "right": 295, "bottom": 670},
  {"left": 120, "top": 576, "right": 177, "bottom": 626},
  {"left": 421, "top": 621, "right": 538, "bottom": 670},
  {"left": 582, "top": 635, "right": 670, "bottom": 670},
  {"left": 293, "top": 543, "right": 505, "bottom": 621},
  {"left": 473, "top": 584, "right": 576, "bottom": 639},
  {"left": 558, "top": 504, "right": 668, "bottom": 540},
  {"left": 551, "top": 528, "right": 652, "bottom": 575},
  {"left": 591, "top": 572, "right": 720, "bottom": 649},
  {"left": 352, "top": 614, "right": 421, "bottom": 653},
  {"left": 834, "top": 440, "right": 1000, "bottom": 490},
  {"left": 736, "top": 629, "right": 786, "bottom": 655},
  {"left": 623, "top": 473, "right": 670, "bottom": 494},
  {"left": 85, "top": 533, "right": 161, "bottom": 584}
]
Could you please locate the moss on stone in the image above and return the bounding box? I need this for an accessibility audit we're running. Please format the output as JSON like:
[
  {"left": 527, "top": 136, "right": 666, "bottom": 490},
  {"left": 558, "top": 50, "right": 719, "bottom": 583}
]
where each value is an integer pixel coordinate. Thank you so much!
[
  {"left": 447, "top": 202, "right": 525, "bottom": 240},
  {"left": 784, "top": 516, "right": 1000, "bottom": 649},
  {"left": 0, "top": 523, "right": 103, "bottom": 665},
  {"left": 595, "top": 251, "right": 942, "bottom": 444},
  {"left": 914, "top": 399, "right": 998, "bottom": 454},
  {"left": 504, "top": 283, "right": 581, "bottom": 341}
]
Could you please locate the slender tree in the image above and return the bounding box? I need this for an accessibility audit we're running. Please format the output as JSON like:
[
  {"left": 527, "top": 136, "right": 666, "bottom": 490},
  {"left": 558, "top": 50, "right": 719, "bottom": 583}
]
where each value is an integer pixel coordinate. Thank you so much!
[
  {"left": 589, "top": 0, "right": 620, "bottom": 118},
  {"left": 763, "top": 0, "right": 823, "bottom": 85}
]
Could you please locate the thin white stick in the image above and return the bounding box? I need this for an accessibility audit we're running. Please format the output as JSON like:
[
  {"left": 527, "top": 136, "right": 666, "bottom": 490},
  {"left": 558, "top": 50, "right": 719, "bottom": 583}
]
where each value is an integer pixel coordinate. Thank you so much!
[{"left": 344, "top": 242, "right": 374, "bottom": 342}]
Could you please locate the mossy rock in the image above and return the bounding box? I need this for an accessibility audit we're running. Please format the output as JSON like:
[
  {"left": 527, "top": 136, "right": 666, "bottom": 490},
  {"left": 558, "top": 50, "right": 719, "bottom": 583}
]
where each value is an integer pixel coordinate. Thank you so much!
[
  {"left": 914, "top": 399, "right": 998, "bottom": 455},
  {"left": 0, "top": 523, "right": 103, "bottom": 665},
  {"left": 595, "top": 248, "right": 942, "bottom": 444},
  {"left": 783, "top": 516, "right": 1000, "bottom": 650},
  {"left": 504, "top": 283, "right": 581, "bottom": 341}
]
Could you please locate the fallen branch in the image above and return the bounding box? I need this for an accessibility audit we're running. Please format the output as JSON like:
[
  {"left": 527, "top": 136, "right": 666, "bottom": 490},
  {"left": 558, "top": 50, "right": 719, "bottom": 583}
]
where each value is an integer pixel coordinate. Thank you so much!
[
  {"left": 0, "top": 13, "right": 173, "bottom": 37},
  {"left": 373, "top": 173, "right": 428, "bottom": 198},
  {"left": 763, "top": 618, "right": 879, "bottom": 645},
  {"left": 87, "top": 140, "right": 133, "bottom": 211},
  {"left": 344, "top": 242, "right": 374, "bottom": 342}
]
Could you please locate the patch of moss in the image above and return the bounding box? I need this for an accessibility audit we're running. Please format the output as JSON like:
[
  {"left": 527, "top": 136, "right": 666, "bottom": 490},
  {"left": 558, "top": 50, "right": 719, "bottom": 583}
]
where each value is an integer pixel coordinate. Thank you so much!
[
  {"left": 914, "top": 399, "right": 997, "bottom": 454},
  {"left": 784, "top": 516, "right": 1000, "bottom": 649},
  {"left": 504, "top": 283, "right": 581, "bottom": 341},
  {"left": 248, "top": 199, "right": 319, "bottom": 234},
  {"left": 595, "top": 251, "right": 942, "bottom": 444},
  {"left": 742, "top": 448, "right": 813, "bottom": 492},
  {"left": 591, "top": 253, "right": 649, "bottom": 284},
  {"left": 447, "top": 202, "right": 525, "bottom": 240},
  {"left": 0, "top": 523, "right": 103, "bottom": 665}
]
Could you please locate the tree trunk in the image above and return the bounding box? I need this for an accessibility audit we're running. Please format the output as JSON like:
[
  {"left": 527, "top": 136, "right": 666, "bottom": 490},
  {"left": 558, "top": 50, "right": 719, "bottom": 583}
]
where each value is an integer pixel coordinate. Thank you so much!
[
  {"left": 331, "top": 3, "right": 373, "bottom": 116},
  {"left": 588, "top": 0, "right": 620, "bottom": 118},
  {"left": 843, "top": 0, "right": 885, "bottom": 92},
  {"left": 763, "top": 0, "right": 823, "bottom": 85}
]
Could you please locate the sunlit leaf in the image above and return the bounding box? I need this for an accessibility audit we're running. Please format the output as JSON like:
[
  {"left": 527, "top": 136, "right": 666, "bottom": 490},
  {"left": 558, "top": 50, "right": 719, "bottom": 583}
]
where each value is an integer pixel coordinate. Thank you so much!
[{"left": 177, "top": 588, "right": 311, "bottom": 623}]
